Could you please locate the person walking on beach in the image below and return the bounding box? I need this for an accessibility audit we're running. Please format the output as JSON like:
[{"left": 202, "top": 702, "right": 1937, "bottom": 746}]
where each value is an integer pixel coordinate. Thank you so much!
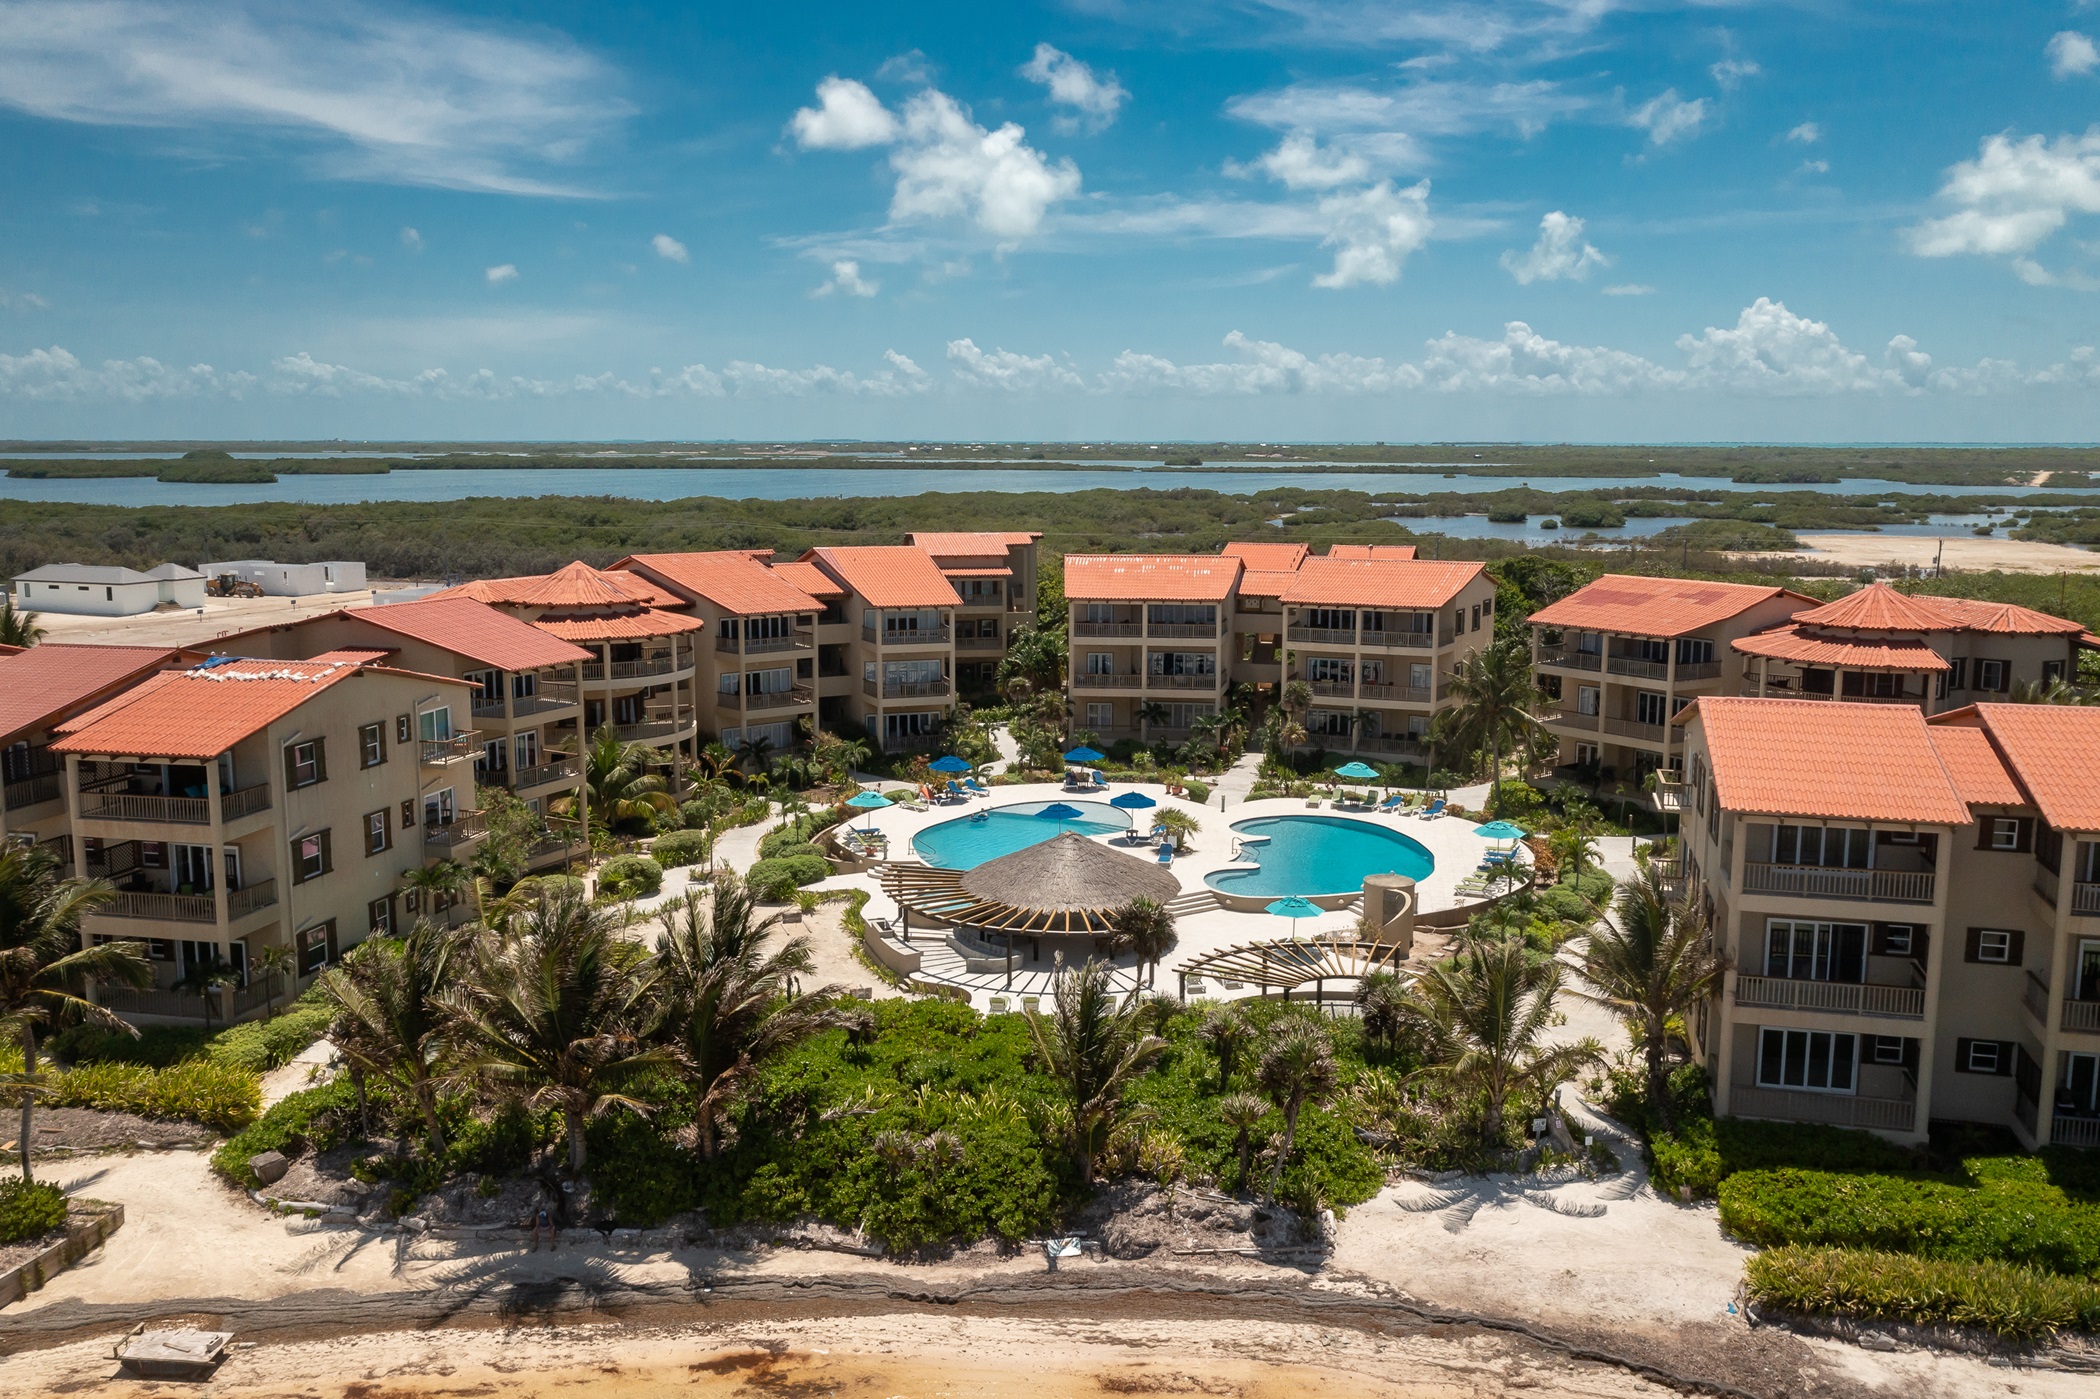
[{"left": 531, "top": 1204, "right": 557, "bottom": 1252}]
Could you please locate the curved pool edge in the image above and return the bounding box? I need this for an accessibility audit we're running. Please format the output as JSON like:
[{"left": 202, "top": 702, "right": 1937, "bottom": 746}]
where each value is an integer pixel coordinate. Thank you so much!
[
  {"left": 1202, "top": 812, "right": 1437, "bottom": 906},
  {"left": 1207, "top": 883, "right": 1363, "bottom": 914}
]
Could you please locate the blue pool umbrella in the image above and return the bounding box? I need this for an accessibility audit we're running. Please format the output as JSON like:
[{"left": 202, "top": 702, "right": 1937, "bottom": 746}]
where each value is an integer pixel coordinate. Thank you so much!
[
  {"left": 1062, "top": 746, "right": 1105, "bottom": 764},
  {"left": 928, "top": 755, "right": 973, "bottom": 774},
  {"left": 845, "top": 788, "right": 892, "bottom": 832},
  {"left": 1035, "top": 801, "right": 1085, "bottom": 824},
  {"left": 1332, "top": 761, "right": 1381, "bottom": 782},
  {"left": 1475, "top": 820, "right": 1527, "bottom": 842},
  {"left": 1108, "top": 791, "right": 1157, "bottom": 810},
  {"left": 1265, "top": 894, "right": 1323, "bottom": 933}
]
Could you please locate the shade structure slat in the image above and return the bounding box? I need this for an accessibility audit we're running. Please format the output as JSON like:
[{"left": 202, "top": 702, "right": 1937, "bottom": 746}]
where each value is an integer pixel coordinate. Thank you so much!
[
  {"left": 1177, "top": 937, "right": 1415, "bottom": 991},
  {"left": 881, "top": 830, "right": 1179, "bottom": 935}
]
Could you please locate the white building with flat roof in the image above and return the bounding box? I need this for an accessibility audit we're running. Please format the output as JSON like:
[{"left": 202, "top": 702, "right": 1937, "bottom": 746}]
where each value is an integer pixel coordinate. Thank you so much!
[
  {"left": 12, "top": 563, "right": 206, "bottom": 616},
  {"left": 202, "top": 560, "right": 368, "bottom": 596}
]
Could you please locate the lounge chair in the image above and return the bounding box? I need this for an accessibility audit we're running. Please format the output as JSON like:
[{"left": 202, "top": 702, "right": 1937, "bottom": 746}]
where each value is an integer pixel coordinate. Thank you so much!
[
  {"left": 1375, "top": 792, "right": 1406, "bottom": 814},
  {"left": 988, "top": 996, "right": 1009, "bottom": 1014},
  {"left": 1156, "top": 842, "right": 1175, "bottom": 864},
  {"left": 1186, "top": 976, "right": 1207, "bottom": 996},
  {"left": 1420, "top": 798, "right": 1447, "bottom": 820},
  {"left": 964, "top": 776, "right": 990, "bottom": 796}
]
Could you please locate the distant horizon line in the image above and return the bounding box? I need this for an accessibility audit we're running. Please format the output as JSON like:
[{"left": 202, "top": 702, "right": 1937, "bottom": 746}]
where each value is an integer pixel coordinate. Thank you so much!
[{"left": 6, "top": 440, "right": 2100, "bottom": 452}]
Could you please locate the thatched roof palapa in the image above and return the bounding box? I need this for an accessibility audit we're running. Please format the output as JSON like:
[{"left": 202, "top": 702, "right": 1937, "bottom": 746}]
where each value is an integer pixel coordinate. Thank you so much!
[{"left": 884, "top": 831, "right": 1181, "bottom": 934}]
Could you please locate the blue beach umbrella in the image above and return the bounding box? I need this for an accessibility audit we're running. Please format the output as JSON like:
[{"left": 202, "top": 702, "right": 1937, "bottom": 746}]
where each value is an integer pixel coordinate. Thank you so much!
[
  {"left": 1035, "top": 802, "right": 1085, "bottom": 826},
  {"left": 1265, "top": 894, "right": 1323, "bottom": 933},
  {"left": 928, "top": 754, "right": 973, "bottom": 774},
  {"left": 1332, "top": 761, "right": 1381, "bottom": 783},
  {"left": 1062, "top": 746, "right": 1105, "bottom": 764},
  {"left": 1108, "top": 791, "right": 1157, "bottom": 810},
  {"left": 1475, "top": 820, "right": 1526, "bottom": 842},
  {"left": 845, "top": 788, "right": 892, "bottom": 833}
]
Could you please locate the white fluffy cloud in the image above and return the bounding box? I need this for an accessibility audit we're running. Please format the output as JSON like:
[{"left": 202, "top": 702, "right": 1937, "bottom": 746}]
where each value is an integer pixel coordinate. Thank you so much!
[
  {"left": 1602, "top": 283, "right": 1654, "bottom": 296},
  {"left": 790, "top": 76, "right": 899, "bottom": 150},
  {"left": 1674, "top": 298, "right": 1904, "bottom": 394},
  {"left": 484, "top": 263, "right": 518, "bottom": 284},
  {"left": 1786, "top": 121, "right": 1820, "bottom": 144},
  {"left": 1500, "top": 211, "right": 1608, "bottom": 284},
  {"left": 2048, "top": 31, "right": 2099, "bottom": 79},
  {"left": 812, "top": 259, "right": 879, "bottom": 298},
  {"left": 1019, "top": 44, "right": 1126, "bottom": 132},
  {"left": 946, "top": 338, "right": 1084, "bottom": 391},
  {"left": 1311, "top": 180, "right": 1433, "bottom": 289},
  {"left": 1709, "top": 58, "right": 1761, "bottom": 90},
  {"left": 0, "top": 345, "right": 254, "bottom": 399},
  {"left": 0, "top": 0, "right": 629, "bottom": 196},
  {"left": 1908, "top": 129, "right": 2100, "bottom": 263},
  {"left": 651, "top": 233, "right": 688, "bottom": 263},
  {"left": 1252, "top": 131, "right": 1371, "bottom": 190},
  {"left": 790, "top": 78, "right": 1080, "bottom": 241},
  {"left": 1629, "top": 90, "right": 1706, "bottom": 147}
]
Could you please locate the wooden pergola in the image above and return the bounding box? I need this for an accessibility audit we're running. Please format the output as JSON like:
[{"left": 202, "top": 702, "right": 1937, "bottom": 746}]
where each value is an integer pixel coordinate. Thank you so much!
[{"left": 1175, "top": 936, "right": 1414, "bottom": 1004}]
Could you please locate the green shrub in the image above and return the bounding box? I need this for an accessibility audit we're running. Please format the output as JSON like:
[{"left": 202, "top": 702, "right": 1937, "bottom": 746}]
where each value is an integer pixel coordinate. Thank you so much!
[
  {"left": 759, "top": 810, "right": 846, "bottom": 859},
  {"left": 204, "top": 993, "right": 333, "bottom": 1073},
  {"left": 1181, "top": 779, "right": 1211, "bottom": 804},
  {"left": 597, "top": 855, "right": 663, "bottom": 899},
  {"left": 529, "top": 874, "right": 585, "bottom": 898},
  {"left": 745, "top": 853, "right": 831, "bottom": 899},
  {"left": 679, "top": 796, "right": 725, "bottom": 830},
  {"left": 1746, "top": 1245, "right": 2100, "bottom": 1339},
  {"left": 650, "top": 829, "right": 713, "bottom": 868},
  {"left": 212, "top": 1077, "right": 364, "bottom": 1186},
  {"left": 0, "top": 1176, "right": 67, "bottom": 1243},
  {"left": 1720, "top": 1164, "right": 2100, "bottom": 1277},
  {"left": 53, "top": 987, "right": 331, "bottom": 1074},
  {"left": 51, "top": 1059, "right": 260, "bottom": 1133}
]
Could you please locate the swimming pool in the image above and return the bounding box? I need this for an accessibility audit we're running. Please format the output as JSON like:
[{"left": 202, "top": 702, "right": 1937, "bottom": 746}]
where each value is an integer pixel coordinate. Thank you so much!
[
  {"left": 912, "top": 799, "right": 1134, "bottom": 870},
  {"left": 1205, "top": 815, "right": 1435, "bottom": 900}
]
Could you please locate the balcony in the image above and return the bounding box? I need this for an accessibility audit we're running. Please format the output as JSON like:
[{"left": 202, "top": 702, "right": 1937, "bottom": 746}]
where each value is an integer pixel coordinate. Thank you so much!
[
  {"left": 78, "top": 791, "right": 211, "bottom": 825},
  {"left": 863, "top": 626, "right": 951, "bottom": 646},
  {"left": 1649, "top": 780, "right": 1692, "bottom": 814},
  {"left": 221, "top": 784, "right": 272, "bottom": 821},
  {"left": 227, "top": 880, "right": 279, "bottom": 920},
  {"left": 1602, "top": 716, "right": 1669, "bottom": 743},
  {"left": 507, "top": 759, "right": 581, "bottom": 792},
  {"left": 580, "top": 656, "right": 682, "bottom": 682},
  {"left": 420, "top": 732, "right": 480, "bottom": 767},
  {"left": 2064, "top": 999, "right": 2100, "bottom": 1036},
  {"left": 3, "top": 770, "right": 61, "bottom": 812},
  {"left": 1073, "top": 673, "right": 1142, "bottom": 690},
  {"left": 101, "top": 889, "right": 218, "bottom": 923},
  {"left": 1536, "top": 645, "right": 1602, "bottom": 672},
  {"left": 1358, "top": 682, "right": 1432, "bottom": 704},
  {"left": 956, "top": 633, "right": 1004, "bottom": 650},
  {"left": 1778, "top": 688, "right": 1926, "bottom": 708},
  {"left": 2074, "top": 883, "right": 2100, "bottom": 917},
  {"left": 1543, "top": 707, "right": 1602, "bottom": 732},
  {"left": 98, "top": 985, "right": 218, "bottom": 1019},
  {"left": 864, "top": 678, "right": 951, "bottom": 700},
  {"left": 2025, "top": 969, "right": 2052, "bottom": 1025},
  {"left": 1741, "top": 862, "right": 1935, "bottom": 905},
  {"left": 1148, "top": 672, "right": 1219, "bottom": 691},
  {"left": 1148, "top": 622, "right": 1219, "bottom": 639},
  {"left": 1607, "top": 654, "right": 1672, "bottom": 680},
  {"left": 1731, "top": 1084, "right": 1916, "bottom": 1133},
  {"left": 1361, "top": 629, "right": 1447, "bottom": 650},
  {"left": 1734, "top": 974, "right": 1926, "bottom": 1020},
  {"left": 425, "top": 810, "right": 489, "bottom": 849},
  {"left": 614, "top": 720, "right": 684, "bottom": 744},
  {"left": 1354, "top": 735, "right": 1431, "bottom": 759},
  {"left": 1073, "top": 621, "right": 1142, "bottom": 638},
  {"left": 2056, "top": 1116, "right": 2100, "bottom": 1149},
  {"left": 716, "top": 630, "right": 813, "bottom": 656},
  {"left": 476, "top": 682, "right": 581, "bottom": 719},
  {"left": 1676, "top": 660, "right": 1724, "bottom": 681},
  {"left": 743, "top": 684, "right": 817, "bottom": 712},
  {"left": 1287, "top": 625, "right": 1356, "bottom": 646},
  {"left": 1308, "top": 679, "right": 1354, "bottom": 698}
]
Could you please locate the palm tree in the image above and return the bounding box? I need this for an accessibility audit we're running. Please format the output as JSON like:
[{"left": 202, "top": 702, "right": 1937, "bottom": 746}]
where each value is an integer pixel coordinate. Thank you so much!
[
  {"left": 1025, "top": 957, "right": 1166, "bottom": 1186},
  {"left": 2010, "top": 677, "right": 2095, "bottom": 705},
  {"left": 0, "top": 595, "right": 43, "bottom": 649},
  {"left": 0, "top": 846, "right": 150, "bottom": 1180},
  {"left": 1582, "top": 865, "right": 1724, "bottom": 1127},
  {"left": 652, "top": 876, "right": 842, "bottom": 1159},
  {"left": 1354, "top": 971, "right": 1413, "bottom": 1055},
  {"left": 1435, "top": 640, "right": 1549, "bottom": 817},
  {"left": 1406, "top": 935, "right": 1603, "bottom": 1144},
  {"left": 399, "top": 859, "right": 469, "bottom": 925},
  {"left": 560, "top": 724, "right": 676, "bottom": 833},
  {"left": 179, "top": 960, "right": 239, "bottom": 1030},
  {"left": 1196, "top": 1003, "right": 1250, "bottom": 1090},
  {"left": 1107, "top": 897, "right": 1175, "bottom": 987},
  {"left": 1152, "top": 808, "right": 1201, "bottom": 852},
  {"left": 319, "top": 920, "right": 463, "bottom": 1153},
  {"left": 735, "top": 732, "right": 777, "bottom": 777},
  {"left": 251, "top": 943, "right": 299, "bottom": 1020},
  {"left": 1551, "top": 797, "right": 1602, "bottom": 884},
  {"left": 440, "top": 885, "right": 664, "bottom": 1176},
  {"left": 1136, "top": 699, "right": 1170, "bottom": 739},
  {"left": 1258, "top": 705, "right": 1307, "bottom": 762},
  {"left": 1256, "top": 1017, "right": 1338, "bottom": 1197},
  {"left": 1216, "top": 1091, "right": 1268, "bottom": 1194}
]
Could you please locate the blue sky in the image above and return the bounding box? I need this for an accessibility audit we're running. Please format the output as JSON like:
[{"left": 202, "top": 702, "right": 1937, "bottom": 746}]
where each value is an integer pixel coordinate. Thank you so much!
[{"left": 5, "top": 1, "right": 2100, "bottom": 442}]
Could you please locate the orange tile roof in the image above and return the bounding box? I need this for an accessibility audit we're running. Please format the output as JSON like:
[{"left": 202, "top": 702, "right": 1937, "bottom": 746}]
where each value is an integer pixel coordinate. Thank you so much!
[
  {"left": 428, "top": 560, "right": 661, "bottom": 609},
  {"left": 1924, "top": 725, "right": 2028, "bottom": 809},
  {"left": 1279, "top": 558, "right": 1483, "bottom": 609},
  {"left": 344, "top": 597, "right": 594, "bottom": 671},
  {"left": 604, "top": 570, "right": 684, "bottom": 608},
  {"left": 1733, "top": 624, "right": 1950, "bottom": 672},
  {"left": 1063, "top": 554, "right": 1241, "bottom": 602},
  {"left": 1965, "top": 703, "right": 2100, "bottom": 832},
  {"left": 768, "top": 560, "right": 845, "bottom": 598},
  {"left": 939, "top": 566, "right": 1013, "bottom": 579},
  {"left": 1927, "top": 595, "right": 2087, "bottom": 637},
  {"left": 1236, "top": 569, "right": 1298, "bottom": 599},
  {"left": 0, "top": 643, "right": 21, "bottom": 658},
  {"left": 1325, "top": 543, "right": 1419, "bottom": 561},
  {"left": 532, "top": 609, "right": 710, "bottom": 642},
  {"left": 1687, "top": 696, "right": 1970, "bottom": 824},
  {"left": 53, "top": 658, "right": 465, "bottom": 760},
  {"left": 0, "top": 644, "right": 182, "bottom": 743},
  {"left": 1792, "top": 582, "right": 1959, "bottom": 632},
  {"left": 803, "top": 546, "right": 963, "bottom": 609},
  {"left": 308, "top": 646, "right": 396, "bottom": 664},
  {"left": 1529, "top": 574, "right": 1812, "bottom": 638},
  {"left": 616, "top": 551, "right": 821, "bottom": 615},
  {"left": 1220, "top": 541, "right": 1309, "bottom": 571},
  {"left": 906, "top": 531, "right": 1039, "bottom": 559}
]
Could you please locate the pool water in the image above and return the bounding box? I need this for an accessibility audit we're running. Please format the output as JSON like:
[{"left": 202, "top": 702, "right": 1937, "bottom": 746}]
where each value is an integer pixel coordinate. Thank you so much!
[
  {"left": 1205, "top": 815, "right": 1435, "bottom": 898},
  {"left": 912, "top": 799, "right": 1133, "bottom": 870}
]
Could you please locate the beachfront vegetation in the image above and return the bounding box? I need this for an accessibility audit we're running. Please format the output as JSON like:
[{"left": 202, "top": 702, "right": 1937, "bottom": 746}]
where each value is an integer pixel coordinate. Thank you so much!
[
  {"left": 0, "top": 1174, "right": 67, "bottom": 1243},
  {"left": 1580, "top": 867, "right": 1723, "bottom": 1127}
]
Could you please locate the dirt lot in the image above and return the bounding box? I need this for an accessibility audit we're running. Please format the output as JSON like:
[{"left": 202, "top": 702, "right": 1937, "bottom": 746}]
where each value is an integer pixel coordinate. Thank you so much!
[
  {"left": 1748, "top": 533, "right": 2100, "bottom": 574},
  {"left": 5, "top": 1107, "right": 216, "bottom": 1157}
]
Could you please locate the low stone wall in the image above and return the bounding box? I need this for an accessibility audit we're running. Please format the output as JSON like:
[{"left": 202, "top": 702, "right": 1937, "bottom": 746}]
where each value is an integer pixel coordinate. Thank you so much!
[
  {"left": 0, "top": 1200, "right": 123, "bottom": 1309},
  {"left": 861, "top": 919, "right": 922, "bottom": 977}
]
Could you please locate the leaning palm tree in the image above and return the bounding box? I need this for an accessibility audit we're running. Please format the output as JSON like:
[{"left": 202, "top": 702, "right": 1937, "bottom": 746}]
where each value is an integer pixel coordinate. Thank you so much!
[
  {"left": 0, "top": 846, "right": 150, "bottom": 1180},
  {"left": 1025, "top": 957, "right": 1166, "bottom": 1186},
  {"left": 1582, "top": 865, "right": 1724, "bottom": 1127},
  {"left": 440, "top": 885, "right": 664, "bottom": 1175},
  {"left": 251, "top": 942, "right": 299, "bottom": 1020},
  {"left": 399, "top": 859, "right": 470, "bottom": 925},
  {"left": 1435, "top": 640, "right": 1550, "bottom": 817},
  {"left": 652, "top": 876, "right": 843, "bottom": 1160},
  {"left": 0, "top": 595, "right": 43, "bottom": 649},
  {"left": 1406, "top": 935, "right": 1603, "bottom": 1145},
  {"left": 319, "top": 920, "right": 464, "bottom": 1154},
  {"left": 560, "top": 724, "right": 676, "bottom": 833},
  {"left": 1107, "top": 897, "right": 1175, "bottom": 987},
  {"left": 1256, "top": 1016, "right": 1338, "bottom": 1198}
]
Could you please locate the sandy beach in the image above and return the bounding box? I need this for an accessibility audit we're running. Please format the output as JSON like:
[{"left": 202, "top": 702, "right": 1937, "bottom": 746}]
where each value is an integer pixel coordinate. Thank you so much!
[{"left": 1751, "top": 533, "right": 2100, "bottom": 574}]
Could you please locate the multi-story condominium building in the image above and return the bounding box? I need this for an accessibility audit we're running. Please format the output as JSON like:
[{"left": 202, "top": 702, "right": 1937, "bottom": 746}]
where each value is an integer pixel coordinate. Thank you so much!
[
  {"left": 906, "top": 531, "right": 1042, "bottom": 698},
  {"left": 1731, "top": 581, "right": 2091, "bottom": 710},
  {"left": 3, "top": 644, "right": 185, "bottom": 869},
  {"left": 1529, "top": 575, "right": 1824, "bottom": 780},
  {"left": 47, "top": 655, "right": 476, "bottom": 1020},
  {"left": 213, "top": 597, "right": 595, "bottom": 867},
  {"left": 431, "top": 561, "right": 709, "bottom": 758},
  {"left": 797, "top": 545, "right": 966, "bottom": 753},
  {"left": 1064, "top": 545, "right": 1497, "bottom": 756},
  {"left": 1675, "top": 696, "right": 2100, "bottom": 1149},
  {"left": 614, "top": 550, "right": 823, "bottom": 759}
]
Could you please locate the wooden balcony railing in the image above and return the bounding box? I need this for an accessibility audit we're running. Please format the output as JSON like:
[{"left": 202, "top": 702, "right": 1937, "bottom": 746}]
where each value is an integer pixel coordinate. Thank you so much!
[
  {"left": 78, "top": 791, "right": 211, "bottom": 825},
  {"left": 2073, "top": 882, "right": 2100, "bottom": 917},
  {"left": 864, "top": 626, "right": 950, "bottom": 645},
  {"left": 1148, "top": 622, "right": 1219, "bottom": 639},
  {"left": 227, "top": 879, "right": 279, "bottom": 920},
  {"left": 2063, "top": 999, "right": 2100, "bottom": 1035},
  {"left": 1287, "top": 626, "right": 1356, "bottom": 645},
  {"left": 2, "top": 771, "right": 61, "bottom": 812},
  {"left": 717, "top": 631, "right": 813, "bottom": 655},
  {"left": 956, "top": 634, "right": 1004, "bottom": 650},
  {"left": 1535, "top": 646, "right": 1602, "bottom": 671},
  {"left": 1072, "top": 621, "right": 1141, "bottom": 637},
  {"left": 1734, "top": 974, "right": 1925, "bottom": 1020},
  {"left": 425, "top": 811, "right": 489, "bottom": 848},
  {"left": 1602, "top": 716, "right": 1669, "bottom": 742},
  {"left": 1148, "top": 672, "right": 1219, "bottom": 691},
  {"left": 1072, "top": 674, "right": 1141, "bottom": 689},
  {"left": 101, "top": 889, "right": 218, "bottom": 923},
  {"left": 2056, "top": 1115, "right": 2100, "bottom": 1149},
  {"left": 508, "top": 760, "right": 580, "bottom": 791},
  {"left": 420, "top": 732, "right": 480, "bottom": 766},
  {"left": 1731, "top": 1084, "right": 1916, "bottom": 1133},
  {"left": 1606, "top": 655, "right": 1671, "bottom": 680},
  {"left": 221, "top": 784, "right": 272, "bottom": 821},
  {"left": 1360, "top": 629, "right": 1446, "bottom": 650},
  {"left": 1742, "top": 863, "right": 1935, "bottom": 904}
]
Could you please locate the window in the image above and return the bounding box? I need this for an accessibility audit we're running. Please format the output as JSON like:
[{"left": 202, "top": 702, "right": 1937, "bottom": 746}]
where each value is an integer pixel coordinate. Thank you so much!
[
  {"left": 1874, "top": 924, "right": 1916, "bottom": 957},
  {"left": 297, "top": 920, "right": 337, "bottom": 977},
  {"left": 1308, "top": 709, "right": 1353, "bottom": 737},
  {"left": 1634, "top": 691, "right": 1668, "bottom": 726},
  {"left": 400, "top": 799, "right": 415, "bottom": 829},
  {"left": 1308, "top": 657, "right": 1354, "bottom": 683},
  {"left": 1574, "top": 742, "right": 1599, "bottom": 766},
  {"left": 463, "top": 669, "right": 499, "bottom": 706},
  {"left": 1410, "top": 662, "right": 1434, "bottom": 691},
  {"left": 746, "top": 666, "right": 795, "bottom": 695},
  {"left": 424, "top": 788, "right": 456, "bottom": 828},
  {"left": 363, "top": 811, "right": 390, "bottom": 856},
  {"left": 1635, "top": 637, "right": 1669, "bottom": 663},
  {"left": 1984, "top": 817, "right": 2032, "bottom": 852},
  {"left": 358, "top": 723, "right": 386, "bottom": 769},
  {"left": 514, "top": 732, "right": 540, "bottom": 769},
  {"left": 1945, "top": 657, "right": 1967, "bottom": 691},
  {"left": 1085, "top": 652, "right": 1115, "bottom": 676},
  {"left": 1958, "top": 1039, "right": 2011, "bottom": 1076},
  {"left": 1868, "top": 1036, "right": 1907, "bottom": 1065},
  {"left": 719, "top": 671, "right": 741, "bottom": 695},
  {"left": 1149, "top": 651, "right": 1216, "bottom": 677},
  {"left": 1576, "top": 631, "right": 1602, "bottom": 656},
  {"left": 285, "top": 739, "right": 326, "bottom": 789},
  {"left": 1452, "top": 607, "right": 1465, "bottom": 636},
  {"left": 1769, "top": 824, "right": 1871, "bottom": 869},
  {"left": 1756, "top": 1028, "right": 1857, "bottom": 1093},
  {"left": 1086, "top": 703, "right": 1114, "bottom": 728},
  {"left": 1576, "top": 685, "right": 1600, "bottom": 716},
  {"left": 417, "top": 706, "right": 453, "bottom": 742},
  {"left": 1675, "top": 637, "right": 1715, "bottom": 665},
  {"left": 1470, "top": 604, "right": 1482, "bottom": 632},
  {"left": 1976, "top": 659, "right": 2008, "bottom": 692},
  {"left": 1967, "top": 928, "right": 2020, "bottom": 964},
  {"left": 1765, "top": 920, "right": 1868, "bottom": 983},
  {"left": 292, "top": 831, "right": 332, "bottom": 884},
  {"left": 368, "top": 896, "right": 393, "bottom": 936}
]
